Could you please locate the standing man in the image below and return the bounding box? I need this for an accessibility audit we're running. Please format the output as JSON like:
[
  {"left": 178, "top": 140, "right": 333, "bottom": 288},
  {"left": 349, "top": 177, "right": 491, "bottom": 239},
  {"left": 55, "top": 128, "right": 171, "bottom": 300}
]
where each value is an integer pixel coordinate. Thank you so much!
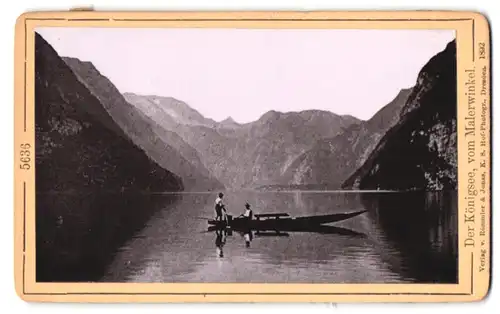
[{"left": 214, "top": 192, "right": 225, "bottom": 221}]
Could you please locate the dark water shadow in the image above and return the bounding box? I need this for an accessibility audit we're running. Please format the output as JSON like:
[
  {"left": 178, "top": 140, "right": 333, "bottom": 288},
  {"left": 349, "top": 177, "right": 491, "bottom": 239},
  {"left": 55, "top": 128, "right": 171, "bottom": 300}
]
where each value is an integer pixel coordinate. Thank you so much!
[
  {"left": 361, "top": 191, "right": 458, "bottom": 283},
  {"left": 36, "top": 192, "right": 180, "bottom": 282}
]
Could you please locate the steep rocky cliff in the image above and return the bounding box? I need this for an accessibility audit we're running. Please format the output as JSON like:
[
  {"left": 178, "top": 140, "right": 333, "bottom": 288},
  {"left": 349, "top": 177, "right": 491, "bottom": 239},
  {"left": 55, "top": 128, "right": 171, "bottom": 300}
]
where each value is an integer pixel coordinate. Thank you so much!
[
  {"left": 281, "top": 88, "right": 412, "bottom": 188},
  {"left": 62, "top": 57, "right": 223, "bottom": 191},
  {"left": 342, "top": 40, "right": 457, "bottom": 190},
  {"left": 35, "top": 33, "right": 186, "bottom": 281},
  {"left": 35, "top": 33, "right": 183, "bottom": 193}
]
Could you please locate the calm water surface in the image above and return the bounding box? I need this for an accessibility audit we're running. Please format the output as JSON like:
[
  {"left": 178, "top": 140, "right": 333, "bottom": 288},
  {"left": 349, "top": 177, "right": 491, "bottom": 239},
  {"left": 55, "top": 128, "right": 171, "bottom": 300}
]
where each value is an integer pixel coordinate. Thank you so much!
[{"left": 90, "top": 191, "right": 458, "bottom": 283}]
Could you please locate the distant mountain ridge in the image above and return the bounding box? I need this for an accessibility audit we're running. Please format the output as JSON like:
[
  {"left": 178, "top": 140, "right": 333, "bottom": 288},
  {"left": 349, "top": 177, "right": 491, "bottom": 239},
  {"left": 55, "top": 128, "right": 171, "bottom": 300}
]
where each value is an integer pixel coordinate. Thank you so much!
[
  {"left": 123, "top": 93, "right": 218, "bottom": 127},
  {"left": 219, "top": 116, "right": 241, "bottom": 129},
  {"left": 125, "top": 94, "right": 361, "bottom": 188}
]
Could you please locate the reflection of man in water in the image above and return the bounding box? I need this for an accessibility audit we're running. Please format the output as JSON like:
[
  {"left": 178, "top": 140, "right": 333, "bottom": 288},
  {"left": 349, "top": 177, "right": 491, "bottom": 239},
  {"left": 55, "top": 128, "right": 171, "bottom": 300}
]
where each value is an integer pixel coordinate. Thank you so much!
[
  {"left": 243, "top": 230, "right": 253, "bottom": 248},
  {"left": 215, "top": 229, "right": 226, "bottom": 257}
]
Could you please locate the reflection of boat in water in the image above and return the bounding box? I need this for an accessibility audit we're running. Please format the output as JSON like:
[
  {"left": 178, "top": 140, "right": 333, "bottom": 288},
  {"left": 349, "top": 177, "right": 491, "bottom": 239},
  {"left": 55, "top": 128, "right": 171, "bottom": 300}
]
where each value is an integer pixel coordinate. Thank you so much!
[
  {"left": 206, "top": 210, "right": 367, "bottom": 259},
  {"left": 208, "top": 223, "right": 365, "bottom": 237},
  {"left": 207, "top": 209, "right": 367, "bottom": 232}
]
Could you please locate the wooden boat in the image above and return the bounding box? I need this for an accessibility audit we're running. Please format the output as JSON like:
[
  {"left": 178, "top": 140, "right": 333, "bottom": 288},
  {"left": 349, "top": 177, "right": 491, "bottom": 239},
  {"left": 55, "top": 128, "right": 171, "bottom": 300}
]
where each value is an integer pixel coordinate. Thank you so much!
[{"left": 207, "top": 209, "right": 367, "bottom": 231}]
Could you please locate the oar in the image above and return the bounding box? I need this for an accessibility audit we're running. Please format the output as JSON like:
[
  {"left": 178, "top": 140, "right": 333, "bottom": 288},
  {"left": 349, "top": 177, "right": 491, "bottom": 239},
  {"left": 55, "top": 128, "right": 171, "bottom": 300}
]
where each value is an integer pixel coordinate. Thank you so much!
[
  {"left": 198, "top": 229, "right": 214, "bottom": 234},
  {"left": 193, "top": 216, "right": 213, "bottom": 220}
]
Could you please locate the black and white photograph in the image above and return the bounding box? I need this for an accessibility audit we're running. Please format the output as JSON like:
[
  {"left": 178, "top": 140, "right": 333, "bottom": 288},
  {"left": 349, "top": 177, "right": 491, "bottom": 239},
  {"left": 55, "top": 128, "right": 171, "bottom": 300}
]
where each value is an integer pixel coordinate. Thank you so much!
[{"left": 34, "top": 27, "right": 458, "bottom": 284}]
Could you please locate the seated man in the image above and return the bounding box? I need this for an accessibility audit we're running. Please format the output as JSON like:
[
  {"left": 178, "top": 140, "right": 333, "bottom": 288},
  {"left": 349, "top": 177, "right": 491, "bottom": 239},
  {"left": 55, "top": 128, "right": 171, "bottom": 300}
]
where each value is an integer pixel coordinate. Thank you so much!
[{"left": 239, "top": 203, "right": 253, "bottom": 220}]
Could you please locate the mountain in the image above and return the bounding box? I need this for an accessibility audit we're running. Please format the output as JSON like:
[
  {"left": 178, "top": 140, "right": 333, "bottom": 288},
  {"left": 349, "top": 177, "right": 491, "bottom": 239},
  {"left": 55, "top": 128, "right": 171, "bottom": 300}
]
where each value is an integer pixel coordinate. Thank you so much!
[
  {"left": 62, "top": 58, "right": 224, "bottom": 191},
  {"left": 219, "top": 116, "right": 241, "bottom": 129},
  {"left": 123, "top": 93, "right": 218, "bottom": 127},
  {"left": 35, "top": 33, "right": 189, "bottom": 281},
  {"left": 125, "top": 94, "right": 361, "bottom": 188},
  {"left": 281, "top": 88, "right": 412, "bottom": 188},
  {"left": 122, "top": 92, "right": 178, "bottom": 127},
  {"left": 240, "top": 110, "right": 360, "bottom": 187},
  {"left": 34, "top": 33, "right": 183, "bottom": 193},
  {"left": 342, "top": 40, "right": 457, "bottom": 190}
]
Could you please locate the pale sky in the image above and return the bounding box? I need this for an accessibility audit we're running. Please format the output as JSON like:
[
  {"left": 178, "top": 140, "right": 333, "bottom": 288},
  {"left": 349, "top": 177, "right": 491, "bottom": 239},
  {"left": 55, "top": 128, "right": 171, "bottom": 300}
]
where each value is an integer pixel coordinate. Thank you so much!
[{"left": 36, "top": 27, "right": 455, "bottom": 123}]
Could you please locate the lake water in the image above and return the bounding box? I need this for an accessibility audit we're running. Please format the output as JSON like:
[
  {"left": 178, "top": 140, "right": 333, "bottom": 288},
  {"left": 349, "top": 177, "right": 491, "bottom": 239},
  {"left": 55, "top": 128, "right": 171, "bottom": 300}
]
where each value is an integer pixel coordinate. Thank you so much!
[{"left": 36, "top": 191, "right": 458, "bottom": 283}]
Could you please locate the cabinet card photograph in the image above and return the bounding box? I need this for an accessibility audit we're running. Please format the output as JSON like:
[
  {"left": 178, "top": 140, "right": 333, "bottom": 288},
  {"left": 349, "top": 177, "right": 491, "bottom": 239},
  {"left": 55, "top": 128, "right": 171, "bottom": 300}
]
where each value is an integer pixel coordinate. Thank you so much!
[{"left": 14, "top": 11, "right": 491, "bottom": 303}]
